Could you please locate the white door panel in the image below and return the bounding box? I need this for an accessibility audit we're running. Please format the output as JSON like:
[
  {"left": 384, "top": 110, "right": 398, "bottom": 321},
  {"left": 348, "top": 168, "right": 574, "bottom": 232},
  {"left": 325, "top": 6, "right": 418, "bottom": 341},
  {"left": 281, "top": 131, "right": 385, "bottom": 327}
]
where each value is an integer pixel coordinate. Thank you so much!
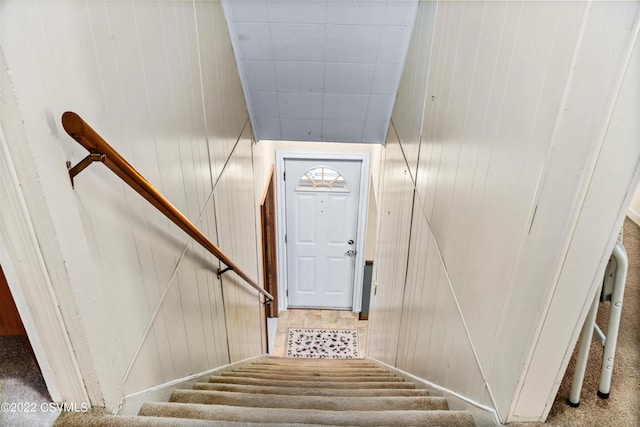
[{"left": 285, "top": 159, "right": 361, "bottom": 309}]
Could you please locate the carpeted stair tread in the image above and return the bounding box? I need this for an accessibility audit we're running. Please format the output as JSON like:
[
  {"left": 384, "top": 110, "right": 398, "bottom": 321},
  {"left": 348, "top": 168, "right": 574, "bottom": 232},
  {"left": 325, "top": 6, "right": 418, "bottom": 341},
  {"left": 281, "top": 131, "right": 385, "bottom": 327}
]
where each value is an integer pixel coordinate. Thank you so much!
[
  {"left": 220, "top": 371, "right": 403, "bottom": 382},
  {"left": 208, "top": 375, "right": 416, "bottom": 389},
  {"left": 56, "top": 357, "right": 476, "bottom": 426},
  {"left": 169, "top": 389, "right": 448, "bottom": 411},
  {"left": 232, "top": 366, "right": 392, "bottom": 375},
  {"left": 250, "top": 358, "right": 376, "bottom": 367},
  {"left": 139, "top": 402, "right": 476, "bottom": 426},
  {"left": 55, "top": 411, "right": 326, "bottom": 426},
  {"left": 193, "top": 382, "right": 430, "bottom": 397}
]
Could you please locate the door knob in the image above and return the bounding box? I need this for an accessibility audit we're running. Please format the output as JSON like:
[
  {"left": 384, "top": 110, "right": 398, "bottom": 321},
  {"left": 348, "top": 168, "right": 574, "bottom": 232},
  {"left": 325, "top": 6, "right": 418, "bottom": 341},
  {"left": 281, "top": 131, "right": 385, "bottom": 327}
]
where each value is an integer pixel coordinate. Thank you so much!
[{"left": 346, "top": 249, "right": 356, "bottom": 257}]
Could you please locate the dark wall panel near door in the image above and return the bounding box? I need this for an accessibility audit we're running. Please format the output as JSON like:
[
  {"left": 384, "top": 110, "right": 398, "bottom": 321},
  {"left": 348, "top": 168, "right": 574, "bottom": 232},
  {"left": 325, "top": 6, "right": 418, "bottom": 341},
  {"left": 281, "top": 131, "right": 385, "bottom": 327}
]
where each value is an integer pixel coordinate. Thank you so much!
[
  {"left": 0, "top": 265, "right": 26, "bottom": 336},
  {"left": 261, "top": 166, "right": 278, "bottom": 318}
]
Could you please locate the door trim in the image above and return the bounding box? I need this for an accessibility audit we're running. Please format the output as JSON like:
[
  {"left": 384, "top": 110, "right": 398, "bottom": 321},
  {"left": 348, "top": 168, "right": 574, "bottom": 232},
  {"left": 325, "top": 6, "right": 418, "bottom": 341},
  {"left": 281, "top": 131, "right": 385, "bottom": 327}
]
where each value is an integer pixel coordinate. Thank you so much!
[{"left": 276, "top": 151, "right": 370, "bottom": 313}]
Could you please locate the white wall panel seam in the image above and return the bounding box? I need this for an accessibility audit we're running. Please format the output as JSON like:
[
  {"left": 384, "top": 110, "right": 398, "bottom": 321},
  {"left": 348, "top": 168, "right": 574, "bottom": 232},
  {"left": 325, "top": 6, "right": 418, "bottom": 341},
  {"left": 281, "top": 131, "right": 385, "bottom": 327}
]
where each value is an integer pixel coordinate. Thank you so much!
[
  {"left": 499, "top": 3, "right": 594, "bottom": 414},
  {"left": 486, "top": 0, "right": 584, "bottom": 384},
  {"left": 120, "top": 184, "right": 222, "bottom": 385},
  {"left": 388, "top": 2, "right": 499, "bottom": 411},
  {"left": 220, "top": 0, "right": 263, "bottom": 140},
  {"left": 192, "top": 0, "right": 216, "bottom": 190},
  {"left": 393, "top": 184, "right": 417, "bottom": 367},
  {"left": 508, "top": 4, "right": 640, "bottom": 418}
]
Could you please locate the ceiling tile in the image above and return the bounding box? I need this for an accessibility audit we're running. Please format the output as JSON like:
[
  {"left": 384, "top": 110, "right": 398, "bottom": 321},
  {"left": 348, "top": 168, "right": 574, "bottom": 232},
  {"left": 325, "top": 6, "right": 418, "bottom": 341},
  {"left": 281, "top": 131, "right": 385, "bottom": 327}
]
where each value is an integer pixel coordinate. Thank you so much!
[
  {"left": 366, "top": 94, "right": 393, "bottom": 122},
  {"left": 250, "top": 91, "right": 279, "bottom": 118},
  {"left": 325, "top": 62, "right": 374, "bottom": 94},
  {"left": 326, "top": 25, "right": 381, "bottom": 63},
  {"left": 278, "top": 92, "right": 324, "bottom": 119},
  {"left": 281, "top": 119, "right": 322, "bottom": 141},
  {"left": 268, "top": 0, "right": 327, "bottom": 24},
  {"left": 242, "top": 60, "right": 276, "bottom": 91},
  {"left": 271, "top": 23, "right": 325, "bottom": 61},
  {"left": 275, "top": 61, "right": 324, "bottom": 92},
  {"left": 223, "top": 0, "right": 419, "bottom": 143},
  {"left": 371, "top": 63, "right": 399, "bottom": 94},
  {"left": 363, "top": 120, "right": 388, "bottom": 144},
  {"left": 378, "top": 26, "right": 407, "bottom": 63},
  {"left": 382, "top": 1, "right": 418, "bottom": 26},
  {"left": 326, "top": 1, "right": 386, "bottom": 25},
  {"left": 255, "top": 117, "right": 282, "bottom": 139},
  {"left": 326, "top": 1, "right": 416, "bottom": 26},
  {"left": 234, "top": 22, "right": 272, "bottom": 60},
  {"left": 323, "top": 94, "right": 369, "bottom": 121},
  {"left": 228, "top": 0, "right": 269, "bottom": 22},
  {"left": 322, "top": 120, "right": 365, "bottom": 143}
]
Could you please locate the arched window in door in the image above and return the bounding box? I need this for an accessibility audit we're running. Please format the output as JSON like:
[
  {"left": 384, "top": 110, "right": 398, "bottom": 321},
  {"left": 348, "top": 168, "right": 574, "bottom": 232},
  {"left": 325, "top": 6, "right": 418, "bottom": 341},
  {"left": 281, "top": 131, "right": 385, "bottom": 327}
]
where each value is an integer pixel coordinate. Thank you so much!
[{"left": 296, "top": 166, "right": 349, "bottom": 192}]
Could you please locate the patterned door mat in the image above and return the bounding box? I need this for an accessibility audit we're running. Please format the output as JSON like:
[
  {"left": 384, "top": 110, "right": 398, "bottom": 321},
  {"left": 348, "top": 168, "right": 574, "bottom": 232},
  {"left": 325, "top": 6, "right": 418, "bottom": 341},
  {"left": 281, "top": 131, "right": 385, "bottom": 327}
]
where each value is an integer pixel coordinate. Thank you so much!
[{"left": 286, "top": 328, "right": 360, "bottom": 359}]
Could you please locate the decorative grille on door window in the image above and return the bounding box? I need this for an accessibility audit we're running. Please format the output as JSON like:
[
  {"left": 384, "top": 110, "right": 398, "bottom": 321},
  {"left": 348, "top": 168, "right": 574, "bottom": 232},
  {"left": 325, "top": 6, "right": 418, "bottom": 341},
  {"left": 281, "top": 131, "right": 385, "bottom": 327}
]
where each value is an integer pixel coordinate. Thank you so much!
[{"left": 296, "top": 166, "right": 349, "bottom": 192}]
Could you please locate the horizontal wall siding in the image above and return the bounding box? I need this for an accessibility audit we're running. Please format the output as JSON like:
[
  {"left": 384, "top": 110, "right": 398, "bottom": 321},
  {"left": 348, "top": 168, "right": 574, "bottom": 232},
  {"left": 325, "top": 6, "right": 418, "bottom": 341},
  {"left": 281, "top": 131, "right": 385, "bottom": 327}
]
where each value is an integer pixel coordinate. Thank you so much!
[
  {"left": 369, "top": 0, "right": 640, "bottom": 422},
  {"left": 1, "top": 0, "right": 264, "bottom": 409}
]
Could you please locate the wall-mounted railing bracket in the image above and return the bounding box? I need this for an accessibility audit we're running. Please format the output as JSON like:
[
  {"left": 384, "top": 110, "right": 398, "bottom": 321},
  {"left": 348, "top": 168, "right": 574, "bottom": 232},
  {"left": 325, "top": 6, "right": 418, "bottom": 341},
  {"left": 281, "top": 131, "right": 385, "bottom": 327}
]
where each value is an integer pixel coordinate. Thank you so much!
[
  {"left": 67, "top": 152, "right": 105, "bottom": 188},
  {"left": 217, "top": 266, "right": 233, "bottom": 279},
  {"left": 61, "top": 111, "right": 274, "bottom": 305}
]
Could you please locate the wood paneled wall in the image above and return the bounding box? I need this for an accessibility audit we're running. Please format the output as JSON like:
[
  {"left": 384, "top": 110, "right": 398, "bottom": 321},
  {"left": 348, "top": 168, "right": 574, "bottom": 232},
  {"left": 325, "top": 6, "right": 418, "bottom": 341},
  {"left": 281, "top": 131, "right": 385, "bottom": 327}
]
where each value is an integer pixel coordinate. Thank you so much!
[
  {"left": 1, "top": 0, "right": 264, "bottom": 410},
  {"left": 368, "top": 0, "right": 640, "bottom": 422}
]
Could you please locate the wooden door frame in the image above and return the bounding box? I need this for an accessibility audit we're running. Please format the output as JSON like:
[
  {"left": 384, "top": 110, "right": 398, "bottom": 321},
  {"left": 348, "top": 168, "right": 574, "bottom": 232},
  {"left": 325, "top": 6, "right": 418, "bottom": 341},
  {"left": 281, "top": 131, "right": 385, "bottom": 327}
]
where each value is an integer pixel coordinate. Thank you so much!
[
  {"left": 0, "top": 264, "right": 26, "bottom": 335},
  {"left": 275, "top": 151, "right": 370, "bottom": 313},
  {"left": 260, "top": 165, "right": 278, "bottom": 318}
]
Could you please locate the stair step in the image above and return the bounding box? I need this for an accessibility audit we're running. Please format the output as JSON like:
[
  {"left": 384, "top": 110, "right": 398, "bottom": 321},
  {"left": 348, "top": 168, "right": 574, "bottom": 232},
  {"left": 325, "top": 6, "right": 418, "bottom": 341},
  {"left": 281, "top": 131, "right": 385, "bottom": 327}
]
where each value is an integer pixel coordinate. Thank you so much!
[
  {"left": 220, "top": 371, "right": 402, "bottom": 382},
  {"left": 208, "top": 375, "right": 415, "bottom": 389},
  {"left": 56, "top": 411, "right": 324, "bottom": 426},
  {"left": 139, "top": 402, "right": 476, "bottom": 426},
  {"left": 249, "top": 360, "right": 377, "bottom": 368},
  {"left": 233, "top": 366, "right": 391, "bottom": 375},
  {"left": 170, "top": 389, "right": 448, "bottom": 411},
  {"left": 193, "top": 382, "right": 430, "bottom": 397},
  {"left": 251, "top": 357, "right": 380, "bottom": 368}
]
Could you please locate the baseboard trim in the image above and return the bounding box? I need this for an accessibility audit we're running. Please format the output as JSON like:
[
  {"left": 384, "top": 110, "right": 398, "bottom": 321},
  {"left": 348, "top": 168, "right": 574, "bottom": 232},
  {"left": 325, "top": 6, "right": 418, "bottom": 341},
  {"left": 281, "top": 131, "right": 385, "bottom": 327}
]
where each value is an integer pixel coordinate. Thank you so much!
[
  {"left": 367, "top": 357, "right": 501, "bottom": 426},
  {"left": 117, "top": 354, "right": 267, "bottom": 415},
  {"left": 628, "top": 208, "right": 640, "bottom": 227}
]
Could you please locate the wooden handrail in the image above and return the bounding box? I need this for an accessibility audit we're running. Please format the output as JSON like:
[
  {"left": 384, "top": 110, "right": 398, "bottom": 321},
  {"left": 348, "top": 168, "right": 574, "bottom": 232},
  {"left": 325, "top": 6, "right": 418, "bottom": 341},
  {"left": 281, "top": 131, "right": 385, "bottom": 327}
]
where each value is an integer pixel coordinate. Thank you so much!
[{"left": 61, "top": 111, "right": 273, "bottom": 304}]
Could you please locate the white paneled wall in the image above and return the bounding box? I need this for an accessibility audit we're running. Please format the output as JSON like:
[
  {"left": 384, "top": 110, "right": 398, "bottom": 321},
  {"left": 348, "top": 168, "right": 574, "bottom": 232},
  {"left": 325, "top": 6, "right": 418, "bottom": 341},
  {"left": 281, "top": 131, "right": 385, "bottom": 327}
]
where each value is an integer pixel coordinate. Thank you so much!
[
  {"left": 213, "top": 125, "right": 265, "bottom": 362},
  {"left": 367, "top": 130, "right": 414, "bottom": 365},
  {"left": 368, "top": 0, "right": 640, "bottom": 423},
  {"left": 1, "top": 0, "right": 265, "bottom": 410},
  {"left": 630, "top": 183, "right": 640, "bottom": 226}
]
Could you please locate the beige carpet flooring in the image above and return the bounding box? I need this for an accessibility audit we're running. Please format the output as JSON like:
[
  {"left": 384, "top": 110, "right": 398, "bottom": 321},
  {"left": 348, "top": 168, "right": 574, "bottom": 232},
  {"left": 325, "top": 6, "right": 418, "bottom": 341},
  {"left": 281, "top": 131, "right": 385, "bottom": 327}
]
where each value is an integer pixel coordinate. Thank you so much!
[{"left": 512, "top": 217, "right": 640, "bottom": 426}]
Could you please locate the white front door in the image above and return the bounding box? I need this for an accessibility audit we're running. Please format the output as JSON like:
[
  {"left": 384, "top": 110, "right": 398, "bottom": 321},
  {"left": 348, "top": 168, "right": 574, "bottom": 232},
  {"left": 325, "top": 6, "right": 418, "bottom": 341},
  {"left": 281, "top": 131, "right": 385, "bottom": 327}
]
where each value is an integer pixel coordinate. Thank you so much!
[{"left": 284, "top": 159, "right": 362, "bottom": 309}]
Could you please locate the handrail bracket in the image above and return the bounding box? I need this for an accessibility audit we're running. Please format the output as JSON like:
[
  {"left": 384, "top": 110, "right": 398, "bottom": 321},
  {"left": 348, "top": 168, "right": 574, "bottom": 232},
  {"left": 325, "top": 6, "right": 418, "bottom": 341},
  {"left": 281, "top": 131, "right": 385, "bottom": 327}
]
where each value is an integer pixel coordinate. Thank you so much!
[
  {"left": 67, "top": 152, "right": 105, "bottom": 188},
  {"left": 61, "top": 111, "right": 275, "bottom": 304},
  {"left": 217, "top": 266, "right": 233, "bottom": 279}
]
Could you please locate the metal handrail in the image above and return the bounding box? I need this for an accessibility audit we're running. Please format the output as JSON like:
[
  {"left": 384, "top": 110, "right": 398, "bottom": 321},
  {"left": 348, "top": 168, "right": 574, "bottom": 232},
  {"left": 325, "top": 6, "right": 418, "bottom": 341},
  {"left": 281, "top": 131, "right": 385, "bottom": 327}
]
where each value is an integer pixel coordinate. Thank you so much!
[{"left": 61, "top": 111, "right": 273, "bottom": 304}]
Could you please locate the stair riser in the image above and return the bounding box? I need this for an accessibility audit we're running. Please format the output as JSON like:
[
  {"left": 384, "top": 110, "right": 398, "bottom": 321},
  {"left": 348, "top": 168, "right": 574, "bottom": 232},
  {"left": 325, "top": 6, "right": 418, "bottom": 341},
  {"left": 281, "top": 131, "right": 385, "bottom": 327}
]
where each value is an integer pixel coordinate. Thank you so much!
[
  {"left": 233, "top": 367, "right": 391, "bottom": 375},
  {"left": 220, "top": 372, "right": 402, "bottom": 382},
  {"left": 169, "top": 390, "right": 448, "bottom": 411},
  {"left": 193, "top": 383, "right": 430, "bottom": 397},
  {"left": 249, "top": 361, "right": 378, "bottom": 367},
  {"left": 139, "top": 403, "right": 475, "bottom": 426},
  {"left": 208, "top": 376, "right": 416, "bottom": 389}
]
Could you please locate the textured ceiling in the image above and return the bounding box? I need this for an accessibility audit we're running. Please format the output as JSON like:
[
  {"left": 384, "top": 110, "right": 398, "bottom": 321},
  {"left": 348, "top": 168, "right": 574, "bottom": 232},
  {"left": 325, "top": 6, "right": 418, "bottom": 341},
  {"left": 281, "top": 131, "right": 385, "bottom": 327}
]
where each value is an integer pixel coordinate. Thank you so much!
[{"left": 222, "top": 0, "right": 418, "bottom": 144}]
